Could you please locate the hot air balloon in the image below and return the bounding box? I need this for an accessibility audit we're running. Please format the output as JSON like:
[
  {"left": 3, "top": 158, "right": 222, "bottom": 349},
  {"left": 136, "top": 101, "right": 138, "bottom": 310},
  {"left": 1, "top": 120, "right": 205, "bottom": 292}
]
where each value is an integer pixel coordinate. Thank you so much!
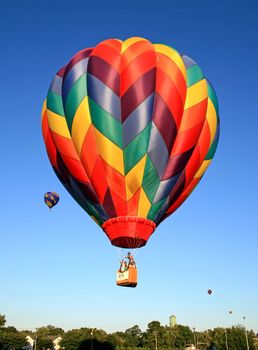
[
  {"left": 207, "top": 289, "right": 212, "bottom": 295},
  {"left": 229, "top": 310, "right": 232, "bottom": 314},
  {"left": 42, "top": 37, "right": 219, "bottom": 286},
  {"left": 44, "top": 192, "right": 60, "bottom": 209}
]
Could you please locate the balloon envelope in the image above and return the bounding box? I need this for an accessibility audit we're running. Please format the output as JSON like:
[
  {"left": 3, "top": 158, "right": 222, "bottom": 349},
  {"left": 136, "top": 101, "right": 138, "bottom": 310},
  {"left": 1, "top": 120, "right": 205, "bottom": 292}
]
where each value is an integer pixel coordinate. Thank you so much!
[
  {"left": 42, "top": 37, "right": 219, "bottom": 248},
  {"left": 44, "top": 192, "right": 59, "bottom": 209}
]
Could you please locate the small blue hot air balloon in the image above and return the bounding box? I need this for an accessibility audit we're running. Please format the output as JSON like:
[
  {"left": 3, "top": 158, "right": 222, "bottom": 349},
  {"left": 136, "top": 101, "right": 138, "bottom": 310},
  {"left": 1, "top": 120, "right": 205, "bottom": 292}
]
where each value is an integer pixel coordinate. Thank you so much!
[{"left": 44, "top": 192, "right": 59, "bottom": 209}]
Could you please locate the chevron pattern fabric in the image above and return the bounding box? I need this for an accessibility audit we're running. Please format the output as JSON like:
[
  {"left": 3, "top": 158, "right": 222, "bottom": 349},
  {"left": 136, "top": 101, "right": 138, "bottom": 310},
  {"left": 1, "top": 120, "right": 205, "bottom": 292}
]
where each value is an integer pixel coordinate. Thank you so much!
[{"left": 42, "top": 37, "right": 220, "bottom": 248}]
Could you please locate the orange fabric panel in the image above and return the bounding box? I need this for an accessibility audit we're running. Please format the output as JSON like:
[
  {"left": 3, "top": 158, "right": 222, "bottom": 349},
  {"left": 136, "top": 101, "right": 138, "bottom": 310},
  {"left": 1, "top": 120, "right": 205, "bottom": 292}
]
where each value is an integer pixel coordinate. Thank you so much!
[
  {"left": 102, "top": 39, "right": 122, "bottom": 53},
  {"left": 172, "top": 120, "right": 205, "bottom": 155},
  {"left": 80, "top": 125, "right": 99, "bottom": 180},
  {"left": 101, "top": 159, "right": 126, "bottom": 200},
  {"left": 127, "top": 188, "right": 141, "bottom": 216},
  {"left": 197, "top": 120, "right": 211, "bottom": 160},
  {"left": 156, "top": 68, "right": 184, "bottom": 129},
  {"left": 60, "top": 154, "right": 90, "bottom": 184},
  {"left": 157, "top": 52, "right": 187, "bottom": 104},
  {"left": 109, "top": 190, "right": 127, "bottom": 216},
  {"left": 121, "top": 39, "right": 153, "bottom": 71},
  {"left": 179, "top": 99, "right": 208, "bottom": 132},
  {"left": 90, "top": 43, "right": 121, "bottom": 72},
  {"left": 90, "top": 156, "right": 109, "bottom": 203},
  {"left": 42, "top": 111, "right": 58, "bottom": 168},
  {"left": 121, "top": 51, "right": 157, "bottom": 96}
]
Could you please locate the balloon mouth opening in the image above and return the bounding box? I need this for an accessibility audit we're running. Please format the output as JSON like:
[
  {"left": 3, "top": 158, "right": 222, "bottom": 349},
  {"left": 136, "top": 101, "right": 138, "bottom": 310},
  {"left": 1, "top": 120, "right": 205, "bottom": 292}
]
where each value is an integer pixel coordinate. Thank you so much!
[
  {"left": 111, "top": 237, "right": 147, "bottom": 249},
  {"left": 102, "top": 216, "right": 156, "bottom": 249}
]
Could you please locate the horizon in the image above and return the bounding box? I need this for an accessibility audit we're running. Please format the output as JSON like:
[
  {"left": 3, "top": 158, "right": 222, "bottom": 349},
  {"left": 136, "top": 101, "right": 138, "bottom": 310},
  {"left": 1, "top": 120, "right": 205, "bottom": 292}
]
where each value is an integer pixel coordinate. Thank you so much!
[{"left": 3, "top": 316, "right": 256, "bottom": 334}]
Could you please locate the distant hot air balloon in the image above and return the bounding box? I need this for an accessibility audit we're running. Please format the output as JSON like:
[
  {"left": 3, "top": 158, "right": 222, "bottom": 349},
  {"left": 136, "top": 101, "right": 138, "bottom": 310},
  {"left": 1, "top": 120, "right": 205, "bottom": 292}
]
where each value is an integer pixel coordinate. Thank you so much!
[
  {"left": 44, "top": 192, "right": 59, "bottom": 209},
  {"left": 42, "top": 37, "right": 219, "bottom": 257},
  {"left": 229, "top": 310, "right": 232, "bottom": 314},
  {"left": 207, "top": 289, "right": 212, "bottom": 295}
]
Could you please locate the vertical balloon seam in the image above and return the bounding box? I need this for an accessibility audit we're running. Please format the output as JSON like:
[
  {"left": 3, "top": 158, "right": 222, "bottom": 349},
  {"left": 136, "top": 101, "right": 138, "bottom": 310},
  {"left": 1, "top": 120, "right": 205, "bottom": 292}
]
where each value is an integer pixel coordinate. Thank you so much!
[
  {"left": 43, "top": 102, "right": 104, "bottom": 224},
  {"left": 122, "top": 37, "right": 157, "bottom": 218},
  {"left": 160, "top": 81, "right": 220, "bottom": 222},
  {"left": 139, "top": 44, "right": 185, "bottom": 222},
  {"left": 145, "top": 45, "right": 187, "bottom": 221},
  {"left": 45, "top": 66, "right": 106, "bottom": 224},
  {"left": 148, "top": 58, "right": 205, "bottom": 222},
  {"left": 121, "top": 40, "right": 184, "bottom": 221},
  {"left": 59, "top": 49, "right": 112, "bottom": 223},
  {"left": 152, "top": 56, "right": 213, "bottom": 224},
  {"left": 86, "top": 39, "right": 123, "bottom": 219}
]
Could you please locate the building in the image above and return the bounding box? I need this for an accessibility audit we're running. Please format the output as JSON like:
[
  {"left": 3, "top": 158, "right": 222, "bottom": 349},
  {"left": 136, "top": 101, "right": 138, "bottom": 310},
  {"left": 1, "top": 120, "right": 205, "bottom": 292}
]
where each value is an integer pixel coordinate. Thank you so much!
[{"left": 169, "top": 315, "right": 177, "bottom": 327}]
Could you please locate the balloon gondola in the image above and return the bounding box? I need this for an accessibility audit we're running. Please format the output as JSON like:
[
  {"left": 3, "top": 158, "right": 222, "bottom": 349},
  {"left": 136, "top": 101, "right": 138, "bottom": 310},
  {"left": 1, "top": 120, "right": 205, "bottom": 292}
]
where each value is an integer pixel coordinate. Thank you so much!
[
  {"left": 116, "top": 252, "right": 137, "bottom": 287},
  {"left": 42, "top": 37, "right": 220, "bottom": 287}
]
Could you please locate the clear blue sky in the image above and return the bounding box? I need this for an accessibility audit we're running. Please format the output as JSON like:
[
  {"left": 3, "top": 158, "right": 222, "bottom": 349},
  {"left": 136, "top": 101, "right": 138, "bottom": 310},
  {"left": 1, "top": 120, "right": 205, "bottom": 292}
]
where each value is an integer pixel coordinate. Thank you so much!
[{"left": 0, "top": 0, "right": 258, "bottom": 334}]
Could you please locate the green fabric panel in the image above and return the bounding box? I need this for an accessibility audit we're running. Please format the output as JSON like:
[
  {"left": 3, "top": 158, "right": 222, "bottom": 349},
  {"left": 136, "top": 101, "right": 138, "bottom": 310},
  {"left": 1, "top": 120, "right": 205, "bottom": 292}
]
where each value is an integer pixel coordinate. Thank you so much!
[
  {"left": 88, "top": 97, "right": 122, "bottom": 148},
  {"left": 147, "top": 199, "right": 166, "bottom": 221},
  {"left": 208, "top": 83, "right": 219, "bottom": 115},
  {"left": 142, "top": 155, "right": 161, "bottom": 202},
  {"left": 124, "top": 123, "right": 152, "bottom": 175},
  {"left": 46, "top": 91, "right": 65, "bottom": 116},
  {"left": 205, "top": 139, "right": 219, "bottom": 160},
  {"left": 85, "top": 202, "right": 104, "bottom": 225},
  {"left": 187, "top": 65, "right": 203, "bottom": 87},
  {"left": 64, "top": 74, "right": 87, "bottom": 132},
  {"left": 76, "top": 197, "right": 104, "bottom": 225}
]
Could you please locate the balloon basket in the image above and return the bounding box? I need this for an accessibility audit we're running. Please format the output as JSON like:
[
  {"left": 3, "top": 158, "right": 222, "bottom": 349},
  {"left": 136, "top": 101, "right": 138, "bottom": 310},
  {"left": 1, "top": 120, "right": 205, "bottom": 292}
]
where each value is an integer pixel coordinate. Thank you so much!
[{"left": 116, "top": 267, "right": 137, "bottom": 288}]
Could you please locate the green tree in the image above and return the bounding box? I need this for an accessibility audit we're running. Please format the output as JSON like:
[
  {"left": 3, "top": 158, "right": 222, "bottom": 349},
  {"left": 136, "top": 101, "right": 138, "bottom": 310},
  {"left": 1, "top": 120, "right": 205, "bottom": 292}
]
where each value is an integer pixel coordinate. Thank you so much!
[
  {"left": 0, "top": 330, "right": 26, "bottom": 350},
  {"left": 78, "top": 338, "right": 114, "bottom": 350},
  {"left": 142, "top": 321, "right": 159, "bottom": 349},
  {"left": 36, "top": 325, "right": 64, "bottom": 337},
  {"left": 227, "top": 326, "right": 255, "bottom": 350},
  {"left": 61, "top": 328, "right": 89, "bottom": 350},
  {"left": 36, "top": 335, "right": 52, "bottom": 349},
  {"left": 195, "top": 329, "right": 211, "bottom": 349},
  {"left": 208, "top": 326, "right": 255, "bottom": 350},
  {"left": 142, "top": 321, "right": 166, "bottom": 349},
  {"left": 173, "top": 325, "right": 193, "bottom": 349},
  {"left": 106, "top": 332, "right": 125, "bottom": 348},
  {"left": 30, "top": 325, "right": 64, "bottom": 349},
  {"left": 124, "top": 325, "right": 142, "bottom": 348}
]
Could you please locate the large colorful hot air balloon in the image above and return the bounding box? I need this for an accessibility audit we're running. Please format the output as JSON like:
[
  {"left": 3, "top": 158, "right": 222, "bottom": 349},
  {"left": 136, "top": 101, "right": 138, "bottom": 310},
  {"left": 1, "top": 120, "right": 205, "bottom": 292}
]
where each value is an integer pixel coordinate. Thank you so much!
[
  {"left": 42, "top": 37, "right": 219, "bottom": 249},
  {"left": 44, "top": 191, "right": 60, "bottom": 209}
]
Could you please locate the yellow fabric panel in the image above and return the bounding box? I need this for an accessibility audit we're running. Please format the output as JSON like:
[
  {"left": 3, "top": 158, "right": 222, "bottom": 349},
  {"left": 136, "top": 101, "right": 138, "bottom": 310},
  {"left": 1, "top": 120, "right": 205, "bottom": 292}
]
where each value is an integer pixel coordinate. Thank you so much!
[
  {"left": 154, "top": 44, "right": 187, "bottom": 80},
  {"left": 41, "top": 100, "right": 47, "bottom": 121},
  {"left": 93, "top": 127, "right": 124, "bottom": 175},
  {"left": 47, "top": 109, "right": 71, "bottom": 139},
  {"left": 206, "top": 98, "right": 218, "bottom": 147},
  {"left": 185, "top": 79, "right": 208, "bottom": 110},
  {"left": 125, "top": 155, "right": 147, "bottom": 200},
  {"left": 121, "top": 37, "right": 147, "bottom": 53},
  {"left": 71, "top": 97, "right": 92, "bottom": 157},
  {"left": 137, "top": 188, "right": 151, "bottom": 217},
  {"left": 194, "top": 159, "right": 211, "bottom": 178}
]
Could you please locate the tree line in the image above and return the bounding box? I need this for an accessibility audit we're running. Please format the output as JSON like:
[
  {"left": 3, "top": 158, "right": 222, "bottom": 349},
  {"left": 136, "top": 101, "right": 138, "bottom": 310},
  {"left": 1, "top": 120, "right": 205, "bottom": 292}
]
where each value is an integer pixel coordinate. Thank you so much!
[{"left": 0, "top": 314, "right": 257, "bottom": 350}]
